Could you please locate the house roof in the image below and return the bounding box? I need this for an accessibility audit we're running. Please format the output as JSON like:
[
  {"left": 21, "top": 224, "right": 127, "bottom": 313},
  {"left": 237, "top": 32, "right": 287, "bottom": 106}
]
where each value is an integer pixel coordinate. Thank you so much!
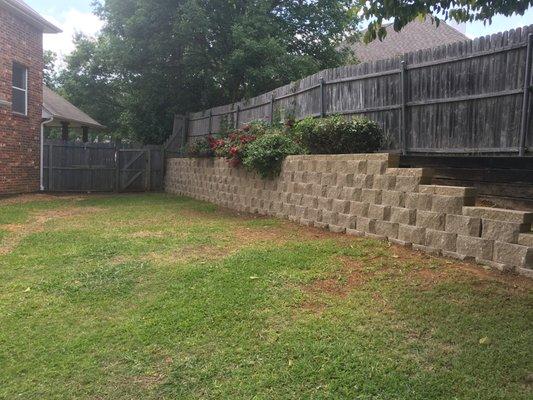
[
  {"left": 0, "top": 0, "right": 61, "bottom": 33},
  {"left": 347, "top": 18, "right": 469, "bottom": 63},
  {"left": 42, "top": 86, "right": 105, "bottom": 130}
]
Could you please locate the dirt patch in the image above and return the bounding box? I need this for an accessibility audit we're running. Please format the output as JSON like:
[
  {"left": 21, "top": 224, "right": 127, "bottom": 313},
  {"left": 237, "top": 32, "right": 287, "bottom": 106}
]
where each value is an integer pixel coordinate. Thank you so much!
[
  {"left": 0, "top": 193, "right": 89, "bottom": 205},
  {"left": 302, "top": 257, "right": 366, "bottom": 299},
  {"left": 0, "top": 206, "right": 103, "bottom": 255}
]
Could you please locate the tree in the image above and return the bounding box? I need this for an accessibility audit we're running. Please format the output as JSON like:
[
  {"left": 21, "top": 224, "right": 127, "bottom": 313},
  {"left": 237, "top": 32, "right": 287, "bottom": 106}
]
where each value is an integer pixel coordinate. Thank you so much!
[
  {"left": 43, "top": 50, "right": 59, "bottom": 89},
  {"left": 56, "top": 0, "right": 360, "bottom": 144},
  {"left": 362, "top": 0, "right": 533, "bottom": 42}
]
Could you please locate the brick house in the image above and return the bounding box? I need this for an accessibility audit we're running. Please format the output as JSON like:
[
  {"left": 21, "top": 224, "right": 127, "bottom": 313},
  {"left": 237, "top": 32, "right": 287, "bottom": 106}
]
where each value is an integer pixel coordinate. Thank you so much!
[{"left": 0, "top": 0, "right": 60, "bottom": 195}]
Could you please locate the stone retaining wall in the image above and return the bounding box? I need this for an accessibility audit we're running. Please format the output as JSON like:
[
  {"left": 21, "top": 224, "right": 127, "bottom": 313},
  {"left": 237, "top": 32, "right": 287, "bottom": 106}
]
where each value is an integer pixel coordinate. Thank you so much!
[{"left": 165, "top": 154, "right": 533, "bottom": 278}]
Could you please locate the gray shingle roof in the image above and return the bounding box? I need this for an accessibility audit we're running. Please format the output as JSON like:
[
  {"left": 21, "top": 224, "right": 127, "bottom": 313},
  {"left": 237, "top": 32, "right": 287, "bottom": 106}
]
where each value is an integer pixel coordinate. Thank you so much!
[
  {"left": 347, "top": 18, "right": 469, "bottom": 63},
  {"left": 0, "top": 0, "right": 61, "bottom": 33},
  {"left": 43, "top": 86, "right": 105, "bottom": 130}
]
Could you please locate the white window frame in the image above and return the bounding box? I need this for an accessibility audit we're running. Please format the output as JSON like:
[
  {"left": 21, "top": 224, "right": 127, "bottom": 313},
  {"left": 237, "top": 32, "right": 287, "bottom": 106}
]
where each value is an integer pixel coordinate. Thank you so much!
[{"left": 12, "top": 63, "right": 28, "bottom": 116}]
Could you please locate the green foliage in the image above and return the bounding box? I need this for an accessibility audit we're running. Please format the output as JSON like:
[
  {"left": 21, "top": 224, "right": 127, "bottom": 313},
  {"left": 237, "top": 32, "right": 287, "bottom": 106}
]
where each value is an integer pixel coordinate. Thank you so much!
[
  {"left": 362, "top": 1, "right": 533, "bottom": 42},
  {"left": 242, "top": 133, "right": 303, "bottom": 178},
  {"left": 294, "top": 115, "right": 383, "bottom": 154},
  {"left": 43, "top": 50, "right": 59, "bottom": 90},
  {"left": 53, "top": 0, "right": 360, "bottom": 144},
  {"left": 186, "top": 138, "right": 214, "bottom": 157}
]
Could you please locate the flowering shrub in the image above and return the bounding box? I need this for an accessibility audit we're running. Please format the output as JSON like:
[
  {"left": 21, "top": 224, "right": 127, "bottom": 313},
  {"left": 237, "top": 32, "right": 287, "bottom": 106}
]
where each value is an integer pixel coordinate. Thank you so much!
[
  {"left": 186, "top": 138, "right": 214, "bottom": 157},
  {"left": 208, "top": 130, "right": 257, "bottom": 167}
]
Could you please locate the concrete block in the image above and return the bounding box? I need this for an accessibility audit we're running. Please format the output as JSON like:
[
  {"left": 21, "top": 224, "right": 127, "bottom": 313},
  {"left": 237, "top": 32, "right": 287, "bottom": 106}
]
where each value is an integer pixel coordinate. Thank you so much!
[
  {"left": 329, "top": 225, "right": 346, "bottom": 233},
  {"left": 361, "top": 189, "right": 381, "bottom": 204},
  {"left": 326, "top": 186, "right": 343, "bottom": 198},
  {"left": 368, "top": 204, "right": 391, "bottom": 221},
  {"left": 317, "top": 197, "right": 332, "bottom": 210},
  {"left": 302, "top": 195, "right": 318, "bottom": 209},
  {"left": 398, "top": 224, "right": 426, "bottom": 245},
  {"left": 390, "top": 207, "right": 416, "bottom": 225},
  {"left": 445, "top": 214, "right": 481, "bottom": 237},
  {"left": 395, "top": 176, "right": 429, "bottom": 192},
  {"left": 375, "top": 221, "right": 399, "bottom": 239},
  {"left": 416, "top": 210, "right": 446, "bottom": 231},
  {"left": 386, "top": 168, "right": 434, "bottom": 178},
  {"left": 481, "top": 219, "right": 530, "bottom": 244},
  {"left": 372, "top": 175, "right": 397, "bottom": 190},
  {"left": 426, "top": 229, "right": 457, "bottom": 252},
  {"left": 419, "top": 184, "right": 476, "bottom": 198},
  {"left": 381, "top": 190, "right": 405, "bottom": 207},
  {"left": 518, "top": 233, "right": 533, "bottom": 247},
  {"left": 312, "top": 184, "right": 327, "bottom": 197},
  {"left": 289, "top": 193, "right": 303, "bottom": 205},
  {"left": 305, "top": 208, "right": 322, "bottom": 221},
  {"left": 518, "top": 267, "right": 533, "bottom": 278},
  {"left": 294, "top": 205, "right": 307, "bottom": 218},
  {"left": 314, "top": 221, "right": 329, "bottom": 229},
  {"left": 341, "top": 187, "right": 362, "bottom": 201},
  {"left": 463, "top": 207, "right": 533, "bottom": 224},
  {"left": 349, "top": 201, "right": 369, "bottom": 217},
  {"left": 321, "top": 210, "right": 338, "bottom": 225},
  {"left": 336, "top": 173, "right": 354, "bottom": 186},
  {"left": 456, "top": 235, "right": 493, "bottom": 260},
  {"left": 320, "top": 173, "right": 337, "bottom": 186},
  {"left": 356, "top": 217, "right": 376, "bottom": 233},
  {"left": 346, "top": 228, "right": 364, "bottom": 237},
  {"left": 431, "top": 195, "right": 474, "bottom": 214},
  {"left": 353, "top": 174, "right": 374, "bottom": 189},
  {"left": 337, "top": 213, "right": 357, "bottom": 229},
  {"left": 366, "top": 160, "right": 388, "bottom": 175},
  {"left": 493, "top": 242, "right": 533, "bottom": 268},
  {"left": 405, "top": 193, "right": 432, "bottom": 211},
  {"left": 332, "top": 199, "right": 350, "bottom": 214},
  {"left": 365, "top": 232, "right": 387, "bottom": 241}
]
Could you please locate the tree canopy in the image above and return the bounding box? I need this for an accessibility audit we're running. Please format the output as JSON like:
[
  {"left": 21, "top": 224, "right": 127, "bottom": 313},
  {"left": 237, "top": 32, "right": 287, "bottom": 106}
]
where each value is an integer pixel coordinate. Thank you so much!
[
  {"left": 362, "top": 0, "right": 533, "bottom": 42},
  {"left": 52, "top": 0, "right": 360, "bottom": 144}
]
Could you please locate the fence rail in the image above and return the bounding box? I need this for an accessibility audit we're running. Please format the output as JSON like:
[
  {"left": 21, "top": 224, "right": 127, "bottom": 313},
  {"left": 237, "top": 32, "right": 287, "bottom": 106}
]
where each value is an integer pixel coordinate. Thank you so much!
[{"left": 177, "top": 24, "right": 533, "bottom": 156}]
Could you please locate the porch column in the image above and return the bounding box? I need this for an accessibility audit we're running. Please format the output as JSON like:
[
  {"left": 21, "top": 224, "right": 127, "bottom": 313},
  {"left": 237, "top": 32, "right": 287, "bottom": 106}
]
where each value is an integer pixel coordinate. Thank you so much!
[
  {"left": 61, "top": 121, "right": 70, "bottom": 141},
  {"left": 82, "top": 126, "right": 89, "bottom": 143}
]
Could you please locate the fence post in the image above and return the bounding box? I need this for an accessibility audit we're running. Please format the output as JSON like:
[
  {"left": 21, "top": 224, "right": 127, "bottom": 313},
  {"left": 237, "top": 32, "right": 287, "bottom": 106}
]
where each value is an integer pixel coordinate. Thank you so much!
[
  {"left": 269, "top": 95, "right": 275, "bottom": 126},
  {"left": 519, "top": 33, "right": 533, "bottom": 157},
  {"left": 114, "top": 144, "right": 120, "bottom": 192},
  {"left": 48, "top": 142, "right": 53, "bottom": 191},
  {"left": 400, "top": 60, "right": 408, "bottom": 155},
  {"left": 208, "top": 110, "right": 213, "bottom": 135},
  {"left": 145, "top": 149, "right": 151, "bottom": 191},
  {"left": 319, "top": 77, "right": 326, "bottom": 117},
  {"left": 235, "top": 105, "right": 240, "bottom": 129}
]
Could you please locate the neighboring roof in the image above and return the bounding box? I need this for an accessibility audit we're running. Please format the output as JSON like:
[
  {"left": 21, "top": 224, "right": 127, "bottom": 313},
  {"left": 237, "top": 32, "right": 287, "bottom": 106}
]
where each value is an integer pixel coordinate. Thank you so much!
[
  {"left": 42, "top": 86, "right": 105, "bottom": 130},
  {"left": 0, "top": 0, "right": 61, "bottom": 33},
  {"left": 346, "top": 18, "right": 469, "bottom": 63}
]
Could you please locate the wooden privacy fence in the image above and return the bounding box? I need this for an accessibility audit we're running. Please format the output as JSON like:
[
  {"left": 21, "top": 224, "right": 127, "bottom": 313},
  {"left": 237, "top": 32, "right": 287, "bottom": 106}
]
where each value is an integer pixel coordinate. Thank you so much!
[
  {"left": 43, "top": 140, "right": 164, "bottom": 192},
  {"left": 181, "top": 24, "right": 533, "bottom": 156}
]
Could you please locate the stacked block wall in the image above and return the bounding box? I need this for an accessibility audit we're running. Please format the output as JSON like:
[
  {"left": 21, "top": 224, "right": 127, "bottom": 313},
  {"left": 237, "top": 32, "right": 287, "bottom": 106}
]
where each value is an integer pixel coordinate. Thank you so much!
[{"left": 165, "top": 154, "right": 533, "bottom": 277}]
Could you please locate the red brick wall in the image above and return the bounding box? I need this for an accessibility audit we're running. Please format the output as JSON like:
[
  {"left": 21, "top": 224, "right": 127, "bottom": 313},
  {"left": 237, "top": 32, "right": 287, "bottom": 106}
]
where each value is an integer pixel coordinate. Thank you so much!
[{"left": 0, "top": 6, "right": 43, "bottom": 195}]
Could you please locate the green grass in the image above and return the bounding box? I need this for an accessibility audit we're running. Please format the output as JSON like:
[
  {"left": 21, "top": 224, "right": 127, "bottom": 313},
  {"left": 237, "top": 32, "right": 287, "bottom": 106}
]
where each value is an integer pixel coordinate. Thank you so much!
[{"left": 0, "top": 193, "right": 531, "bottom": 399}]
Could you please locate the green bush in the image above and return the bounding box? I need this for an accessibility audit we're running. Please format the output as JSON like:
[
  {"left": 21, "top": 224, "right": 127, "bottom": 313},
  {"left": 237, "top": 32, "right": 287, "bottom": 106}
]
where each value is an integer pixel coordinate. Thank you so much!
[
  {"left": 242, "top": 133, "right": 303, "bottom": 178},
  {"left": 293, "top": 115, "right": 383, "bottom": 154},
  {"left": 185, "top": 138, "right": 213, "bottom": 157}
]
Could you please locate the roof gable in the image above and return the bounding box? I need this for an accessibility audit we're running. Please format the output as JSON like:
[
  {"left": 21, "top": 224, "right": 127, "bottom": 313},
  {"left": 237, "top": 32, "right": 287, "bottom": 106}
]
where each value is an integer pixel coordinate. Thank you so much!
[
  {"left": 348, "top": 18, "right": 469, "bottom": 63},
  {"left": 43, "top": 86, "right": 104, "bottom": 129},
  {"left": 0, "top": 0, "right": 61, "bottom": 33}
]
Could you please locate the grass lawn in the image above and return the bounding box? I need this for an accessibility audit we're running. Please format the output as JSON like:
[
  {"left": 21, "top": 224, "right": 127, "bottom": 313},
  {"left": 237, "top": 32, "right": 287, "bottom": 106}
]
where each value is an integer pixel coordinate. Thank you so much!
[{"left": 0, "top": 193, "right": 531, "bottom": 399}]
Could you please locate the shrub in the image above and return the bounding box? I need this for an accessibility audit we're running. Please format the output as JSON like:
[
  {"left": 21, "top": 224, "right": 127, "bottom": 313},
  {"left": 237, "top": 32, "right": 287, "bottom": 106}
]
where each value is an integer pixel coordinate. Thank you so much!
[
  {"left": 293, "top": 115, "right": 383, "bottom": 154},
  {"left": 186, "top": 138, "right": 214, "bottom": 157},
  {"left": 242, "top": 133, "right": 303, "bottom": 178},
  {"left": 208, "top": 131, "right": 256, "bottom": 167}
]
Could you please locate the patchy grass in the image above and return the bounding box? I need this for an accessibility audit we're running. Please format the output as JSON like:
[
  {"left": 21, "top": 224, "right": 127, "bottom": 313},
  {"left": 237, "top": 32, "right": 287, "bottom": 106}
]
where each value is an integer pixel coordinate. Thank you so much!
[{"left": 0, "top": 193, "right": 531, "bottom": 399}]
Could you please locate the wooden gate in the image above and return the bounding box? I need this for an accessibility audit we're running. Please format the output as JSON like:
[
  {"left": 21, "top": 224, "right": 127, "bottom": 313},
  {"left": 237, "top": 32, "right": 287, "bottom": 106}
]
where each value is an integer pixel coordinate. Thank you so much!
[{"left": 43, "top": 140, "right": 164, "bottom": 192}]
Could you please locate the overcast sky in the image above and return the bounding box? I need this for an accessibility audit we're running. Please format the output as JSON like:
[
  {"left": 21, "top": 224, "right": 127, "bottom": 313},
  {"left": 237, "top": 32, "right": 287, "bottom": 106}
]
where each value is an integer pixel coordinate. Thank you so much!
[{"left": 27, "top": 0, "right": 533, "bottom": 61}]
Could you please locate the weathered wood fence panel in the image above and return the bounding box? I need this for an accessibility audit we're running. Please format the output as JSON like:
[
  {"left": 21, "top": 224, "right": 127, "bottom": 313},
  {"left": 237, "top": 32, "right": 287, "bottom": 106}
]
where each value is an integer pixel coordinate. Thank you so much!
[
  {"left": 43, "top": 140, "right": 164, "bottom": 192},
  {"left": 181, "top": 25, "right": 533, "bottom": 155}
]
